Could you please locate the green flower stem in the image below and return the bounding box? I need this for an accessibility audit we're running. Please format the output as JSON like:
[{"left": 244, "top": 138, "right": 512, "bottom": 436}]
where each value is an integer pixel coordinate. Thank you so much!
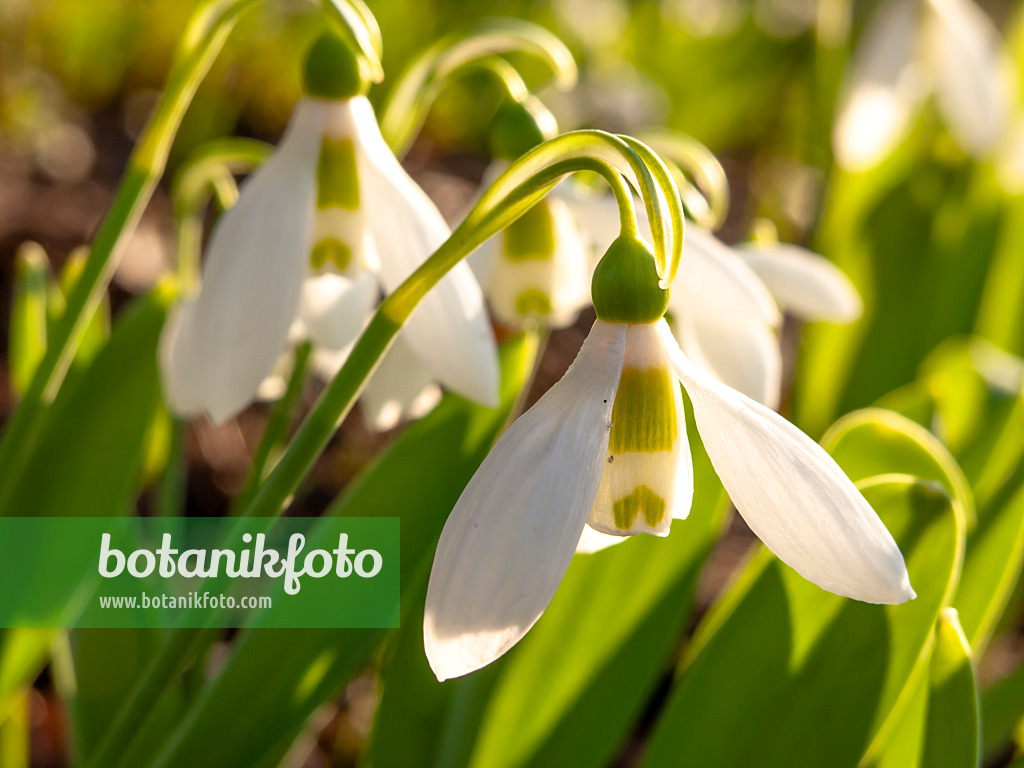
[
  {"left": 639, "top": 129, "right": 730, "bottom": 230},
  {"left": 231, "top": 342, "right": 313, "bottom": 516},
  {"left": 0, "top": 0, "right": 259, "bottom": 514},
  {"left": 154, "top": 418, "right": 187, "bottom": 517},
  {"left": 380, "top": 18, "right": 577, "bottom": 155}
]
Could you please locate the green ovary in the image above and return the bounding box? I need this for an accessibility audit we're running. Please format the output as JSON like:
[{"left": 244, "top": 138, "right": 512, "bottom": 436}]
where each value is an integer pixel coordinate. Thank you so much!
[
  {"left": 613, "top": 485, "right": 667, "bottom": 529},
  {"left": 317, "top": 138, "right": 359, "bottom": 210},
  {"left": 609, "top": 367, "right": 677, "bottom": 453},
  {"left": 311, "top": 238, "right": 352, "bottom": 271}
]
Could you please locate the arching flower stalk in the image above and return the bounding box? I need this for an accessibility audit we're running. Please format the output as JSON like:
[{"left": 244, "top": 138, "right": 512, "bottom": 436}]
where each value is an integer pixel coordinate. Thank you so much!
[{"left": 425, "top": 227, "right": 911, "bottom": 682}]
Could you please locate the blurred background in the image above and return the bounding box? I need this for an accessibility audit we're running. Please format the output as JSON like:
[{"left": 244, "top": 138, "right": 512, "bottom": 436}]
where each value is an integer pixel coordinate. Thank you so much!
[{"left": 3, "top": 0, "right": 1024, "bottom": 765}]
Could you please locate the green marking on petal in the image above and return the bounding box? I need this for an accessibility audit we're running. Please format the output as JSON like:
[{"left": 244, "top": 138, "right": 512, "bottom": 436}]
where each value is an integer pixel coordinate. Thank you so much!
[
  {"left": 612, "top": 485, "right": 667, "bottom": 530},
  {"left": 317, "top": 138, "right": 359, "bottom": 210},
  {"left": 503, "top": 202, "right": 556, "bottom": 261},
  {"left": 311, "top": 238, "right": 352, "bottom": 271},
  {"left": 609, "top": 366, "right": 677, "bottom": 453},
  {"left": 515, "top": 289, "right": 552, "bottom": 317}
]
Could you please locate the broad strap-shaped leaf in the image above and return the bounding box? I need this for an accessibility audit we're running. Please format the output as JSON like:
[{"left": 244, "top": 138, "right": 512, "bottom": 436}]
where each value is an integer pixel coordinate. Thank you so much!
[{"left": 640, "top": 476, "right": 964, "bottom": 768}]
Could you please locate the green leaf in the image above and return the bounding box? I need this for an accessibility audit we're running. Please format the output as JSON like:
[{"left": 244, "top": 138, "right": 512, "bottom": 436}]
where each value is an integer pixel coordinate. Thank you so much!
[
  {"left": 921, "top": 610, "right": 980, "bottom": 768},
  {"left": 54, "top": 246, "right": 111, "bottom": 370},
  {"left": 368, "top": 400, "right": 728, "bottom": 768},
  {"left": 870, "top": 610, "right": 980, "bottom": 768},
  {"left": 8, "top": 243, "right": 51, "bottom": 397},
  {"left": 0, "top": 629, "right": 54, "bottom": 722},
  {"left": 821, "top": 407, "right": 973, "bottom": 525},
  {"left": 982, "top": 627, "right": 1024, "bottom": 759},
  {"left": 640, "top": 477, "right": 964, "bottom": 768},
  {"left": 2, "top": 280, "right": 173, "bottom": 518},
  {"left": 143, "top": 333, "right": 538, "bottom": 768},
  {"left": 0, "top": 689, "right": 29, "bottom": 768}
]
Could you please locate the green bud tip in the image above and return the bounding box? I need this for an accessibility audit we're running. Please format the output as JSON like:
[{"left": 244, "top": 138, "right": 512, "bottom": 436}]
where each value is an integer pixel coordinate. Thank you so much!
[
  {"left": 303, "top": 33, "right": 370, "bottom": 100},
  {"left": 489, "top": 97, "right": 558, "bottom": 161},
  {"left": 591, "top": 235, "right": 670, "bottom": 324}
]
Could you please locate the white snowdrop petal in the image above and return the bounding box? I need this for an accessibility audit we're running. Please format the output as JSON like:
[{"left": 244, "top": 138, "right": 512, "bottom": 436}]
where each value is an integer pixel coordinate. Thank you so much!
[
  {"left": 658, "top": 321, "right": 915, "bottom": 604},
  {"left": 167, "top": 99, "right": 324, "bottom": 424},
  {"left": 735, "top": 243, "right": 863, "bottom": 322},
  {"left": 361, "top": 335, "right": 441, "bottom": 431},
  {"left": 575, "top": 525, "right": 629, "bottom": 554},
  {"left": 925, "top": 0, "right": 1012, "bottom": 154},
  {"left": 425, "top": 320, "right": 628, "bottom": 681},
  {"left": 158, "top": 299, "right": 204, "bottom": 418},
  {"left": 297, "top": 271, "right": 378, "bottom": 351},
  {"left": 675, "top": 311, "right": 782, "bottom": 410},
  {"left": 833, "top": 0, "right": 923, "bottom": 171},
  {"left": 347, "top": 96, "right": 500, "bottom": 407},
  {"left": 672, "top": 226, "right": 781, "bottom": 329}
]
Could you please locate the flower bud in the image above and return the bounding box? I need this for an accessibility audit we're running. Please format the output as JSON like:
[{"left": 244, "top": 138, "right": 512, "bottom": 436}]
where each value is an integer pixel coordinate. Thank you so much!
[
  {"left": 303, "top": 33, "right": 370, "bottom": 100},
  {"left": 591, "top": 235, "right": 670, "bottom": 324}
]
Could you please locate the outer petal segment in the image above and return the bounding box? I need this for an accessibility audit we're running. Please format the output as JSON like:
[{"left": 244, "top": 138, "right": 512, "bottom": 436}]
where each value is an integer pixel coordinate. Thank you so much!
[
  {"left": 160, "top": 100, "right": 323, "bottom": 423},
  {"left": 345, "top": 96, "right": 500, "bottom": 407},
  {"left": 425, "top": 320, "right": 627, "bottom": 681},
  {"left": 657, "top": 321, "right": 915, "bottom": 605}
]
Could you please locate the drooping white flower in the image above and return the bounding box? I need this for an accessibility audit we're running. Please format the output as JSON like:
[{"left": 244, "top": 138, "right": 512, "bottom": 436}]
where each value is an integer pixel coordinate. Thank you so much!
[
  {"left": 160, "top": 80, "right": 499, "bottom": 424},
  {"left": 833, "top": 0, "right": 1014, "bottom": 171},
  {"left": 425, "top": 313, "right": 914, "bottom": 681},
  {"left": 469, "top": 193, "right": 591, "bottom": 329},
  {"left": 565, "top": 189, "right": 860, "bottom": 408}
]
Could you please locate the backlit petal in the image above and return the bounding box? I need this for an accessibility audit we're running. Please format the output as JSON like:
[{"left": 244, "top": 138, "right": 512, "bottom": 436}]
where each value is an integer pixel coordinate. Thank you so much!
[
  {"left": 425, "top": 320, "right": 627, "bottom": 680},
  {"left": 346, "top": 96, "right": 500, "bottom": 407},
  {"left": 735, "top": 243, "right": 863, "bottom": 322},
  {"left": 297, "top": 271, "right": 377, "bottom": 351},
  {"left": 361, "top": 335, "right": 442, "bottom": 430},
  {"left": 161, "top": 100, "right": 323, "bottom": 423},
  {"left": 658, "top": 321, "right": 914, "bottom": 604}
]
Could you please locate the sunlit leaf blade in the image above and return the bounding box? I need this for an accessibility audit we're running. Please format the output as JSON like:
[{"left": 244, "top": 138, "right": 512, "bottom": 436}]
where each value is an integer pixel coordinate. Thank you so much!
[
  {"left": 921, "top": 610, "right": 980, "bottom": 768},
  {"left": 55, "top": 247, "right": 111, "bottom": 370},
  {"left": 145, "top": 333, "right": 538, "bottom": 768},
  {"left": 0, "top": 630, "right": 53, "bottom": 724},
  {"left": 640, "top": 477, "right": 964, "bottom": 768},
  {"left": 870, "top": 610, "right": 980, "bottom": 768},
  {"left": 0, "top": 688, "right": 28, "bottom": 768},
  {"left": 821, "top": 408, "right": 974, "bottom": 524},
  {"left": 9, "top": 243, "right": 51, "bottom": 397},
  {"left": 1, "top": 280, "right": 173, "bottom": 519}
]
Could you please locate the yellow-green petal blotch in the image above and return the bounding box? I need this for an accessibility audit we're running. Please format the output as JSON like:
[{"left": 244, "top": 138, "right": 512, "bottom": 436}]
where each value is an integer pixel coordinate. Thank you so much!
[
  {"left": 318, "top": 138, "right": 360, "bottom": 211},
  {"left": 514, "top": 289, "right": 552, "bottom": 317},
  {"left": 613, "top": 484, "right": 668, "bottom": 530},
  {"left": 311, "top": 238, "right": 352, "bottom": 271},
  {"left": 609, "top": 366, "right": 678, "bottom": 453}
]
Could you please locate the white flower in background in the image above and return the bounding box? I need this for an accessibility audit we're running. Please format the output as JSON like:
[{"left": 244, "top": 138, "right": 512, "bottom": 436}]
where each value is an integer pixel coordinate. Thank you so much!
[
  {"left": 424, "top": 236, "right": 913, "bottom": 681},
  {"left": 566, "top": 190, "right": 861, "bottom": 409},
  {"left": 160, "top": 34, "right": 499, "bottom": 425},
  {"left": 469, "top": 194, "right": 591, "bottom": 329},
  {"left": 833, "top": 0, "right": 1014, "bottom": 172}
]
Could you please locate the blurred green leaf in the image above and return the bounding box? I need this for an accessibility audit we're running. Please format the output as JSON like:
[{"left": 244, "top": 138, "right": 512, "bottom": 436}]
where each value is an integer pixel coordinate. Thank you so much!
[
  {"left": 640, "top": 477, "right": 964, "bottom": 768},
  {"left": 143, "top": 332, "right": 538, "bottom": 768},
  {"left": 0, "top": 688, "right": 29, "bottom": 768},
  {"left": 2, "top": 280, "right": 173, "bottom": 518},
  {"left": 821, "top": 408, "right": 973, "bottom": 525},
  {"left": 0, "top": 629, "right": 53, "bottom": 723},
  {"left": 54, "top": 247, "right": 111, "bottom": 370},
  {"left": 8, "top": 243, "right": 51, "bottom": 397},
  {"left": 982, "top": 660, "right": 1024, "bottom": 760}
]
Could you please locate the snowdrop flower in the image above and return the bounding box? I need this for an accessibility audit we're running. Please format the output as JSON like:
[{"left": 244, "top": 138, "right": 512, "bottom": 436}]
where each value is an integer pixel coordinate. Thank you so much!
[
  {"left": 160, "top": 34, "right": 499, "bottom": 424},
  {"left": 425, "top": 234, "right": 914, "bottom": 681},
  {"left": 833, "top": 0, "right": 1014, "bottom": 171},
  {"left": 469, "top": 99, "right": 592, "bottom": 330},
  {"left": 567, "top": 190, "right": 860, "bottom": 408}
]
